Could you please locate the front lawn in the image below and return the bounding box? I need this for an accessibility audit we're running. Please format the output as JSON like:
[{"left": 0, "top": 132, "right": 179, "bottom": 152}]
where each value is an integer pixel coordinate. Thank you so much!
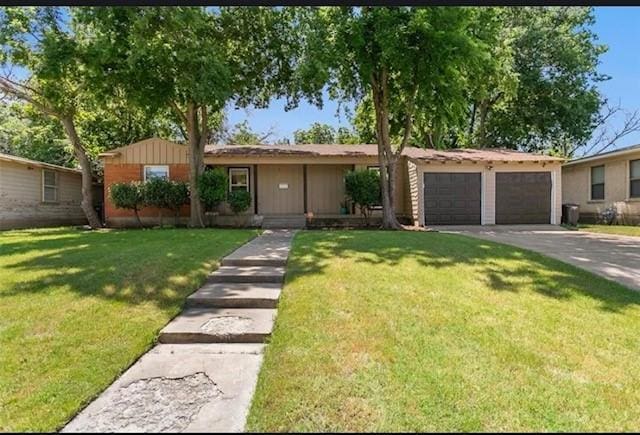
[
  {"left": 248, "top": 230, "right": 640, "bottom": 432},
  {"left": 579, "top": 224, "right": 640, "bottom": 237},
  {"left": 0, "top": 227, "right": 256, "bottom": 432}
]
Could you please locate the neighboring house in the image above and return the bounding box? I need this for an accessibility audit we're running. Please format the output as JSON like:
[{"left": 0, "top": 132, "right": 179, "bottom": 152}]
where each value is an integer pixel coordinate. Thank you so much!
[
  {"left": 563, "top": 144, "right": 640, "bottom": 224},
  {"left": 0, "top": 153, "right": 87, "bottom": 230},
  {"left": 100, "top": 138, "right": 563, "bottom": 228}
]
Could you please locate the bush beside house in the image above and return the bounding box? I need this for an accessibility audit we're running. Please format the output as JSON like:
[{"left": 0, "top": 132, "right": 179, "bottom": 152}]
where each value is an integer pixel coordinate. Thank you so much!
[
  {"left": 109, "top": 179, "right": 189, "bottom": 228},
  {"left": 109, "top": 182, "right": 144, "bottom": 227},
  {"left": 345, "top": 169, "right": 381, "bottom": 225},
  {"left": 228, "top": 190, "right": 252, "bottom": 214},
  {"left": 110, "top": 167, "right": 249, "bottom": 227}
]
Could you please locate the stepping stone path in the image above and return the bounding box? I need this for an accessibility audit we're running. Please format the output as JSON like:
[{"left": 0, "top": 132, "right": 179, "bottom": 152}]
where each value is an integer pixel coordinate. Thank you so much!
[{"left": 63, "top": 230, "right": 295, "bottom": 433}]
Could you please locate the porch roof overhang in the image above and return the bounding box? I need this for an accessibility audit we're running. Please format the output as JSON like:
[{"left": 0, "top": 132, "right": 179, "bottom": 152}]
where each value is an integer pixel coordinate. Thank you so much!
[{"left": 204, "top": 144, "right": 382, "bottom": 165}]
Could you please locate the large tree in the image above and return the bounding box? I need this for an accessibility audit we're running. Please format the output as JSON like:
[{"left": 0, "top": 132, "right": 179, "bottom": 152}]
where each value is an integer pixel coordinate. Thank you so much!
[
  {"left": 284, "top": 7, "right": 488, "bottom": 228},
  {"left": 0, "top": 7, "right": 104, "bottom": 227},
  {"left": 348, "top": 7, "right": 608, "bottom": 157},
  {"left": 474, "top": 7, "right": 607, "bottom": 155},
  {"left": 81, "top": 7, "right": 288, "bottom": 227}
]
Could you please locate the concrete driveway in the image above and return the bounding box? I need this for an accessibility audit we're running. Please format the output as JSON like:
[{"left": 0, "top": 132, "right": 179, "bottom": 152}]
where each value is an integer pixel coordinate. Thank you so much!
[{"left": 433, "top": 225, "right": 640, "bottom": 291}]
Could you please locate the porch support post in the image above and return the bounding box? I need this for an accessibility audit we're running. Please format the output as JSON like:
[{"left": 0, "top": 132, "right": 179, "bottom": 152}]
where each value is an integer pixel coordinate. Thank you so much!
[
  {"left": 303, "top": 164, "right": 308, "bottom": 214},
  {"left": 253, "top": 164, "right": 258, "bottom": 214},
  {"left": 351, "top": 164, "right": 356, "bottom": 215}
]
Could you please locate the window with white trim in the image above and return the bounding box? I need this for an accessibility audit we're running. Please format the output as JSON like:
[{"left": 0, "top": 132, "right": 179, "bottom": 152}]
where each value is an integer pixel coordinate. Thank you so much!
[
  {"left": 144, "top": 165, "right": 169, "bottom": 181},
  {"left": 42, "top": 169, "right": 58, "bottom": 202},
  {"left": 229, "top": 168, "right": 249, "bottom": 192},
  {"left": 630, "top": 159, "right": 640, "bottom": 198},
  {"left": 590, "top": 165, "right": 605, "bottom": 200}
]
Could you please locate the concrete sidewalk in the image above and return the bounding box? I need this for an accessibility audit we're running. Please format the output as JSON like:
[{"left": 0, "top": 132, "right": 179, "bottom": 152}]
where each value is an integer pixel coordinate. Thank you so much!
[
  {"left": 63, "top": 230, "right": 296, "bottom": 433},
  {"left": 434, "top": 225, "right": 640, "bottom": 291}
]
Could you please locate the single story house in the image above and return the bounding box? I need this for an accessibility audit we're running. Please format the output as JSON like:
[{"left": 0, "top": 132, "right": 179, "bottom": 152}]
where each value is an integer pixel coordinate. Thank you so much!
[
  {"left": 562, "top": 143, "right": 640, "bottom": 224},
  {"left": 0, "top": 153, "right": 87, "bottom": 230},
  {"left": 100, "top": 138, "right": 563, "bottom": 228}
]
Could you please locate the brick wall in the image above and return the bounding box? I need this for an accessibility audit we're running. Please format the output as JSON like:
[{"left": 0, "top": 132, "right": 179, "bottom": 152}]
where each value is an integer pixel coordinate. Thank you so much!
[{"left": 104, "top": 163, "right": 190, "bottom": 223}]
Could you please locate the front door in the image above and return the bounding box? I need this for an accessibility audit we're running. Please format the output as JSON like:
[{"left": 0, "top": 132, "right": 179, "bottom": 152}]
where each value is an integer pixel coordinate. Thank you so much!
[{"left": 257, "top": 165, "right": 304, "bottom": 215}]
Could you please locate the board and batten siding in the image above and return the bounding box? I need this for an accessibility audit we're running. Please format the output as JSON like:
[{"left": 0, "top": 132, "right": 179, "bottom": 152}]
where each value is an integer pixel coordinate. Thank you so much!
[
  {"left": 0, "top": 159, "right": 86, "bottom": 229},
  {"left": 408, "top": 160, "right": 562, "bottom": 226},
  {"left": 306, "top": 164, "right": 351, "bottom": 214},
  {"left": 105, "top": 138, "right": 189, "bottom": 164}
]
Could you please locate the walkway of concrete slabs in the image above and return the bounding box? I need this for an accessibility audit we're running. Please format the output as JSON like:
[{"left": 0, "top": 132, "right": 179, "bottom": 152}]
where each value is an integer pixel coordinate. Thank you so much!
[{"left": 63, "top": 230, "right": 296, "bottom": 433}]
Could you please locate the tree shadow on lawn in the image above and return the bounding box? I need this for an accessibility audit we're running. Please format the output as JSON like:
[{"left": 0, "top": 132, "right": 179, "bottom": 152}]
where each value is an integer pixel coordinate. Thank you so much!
[
  {"left": 0, "top": 228, "right": 254, "bottom": 310},
  {"left": 286, "top": 230, "right": 640, "bottom": 314}
]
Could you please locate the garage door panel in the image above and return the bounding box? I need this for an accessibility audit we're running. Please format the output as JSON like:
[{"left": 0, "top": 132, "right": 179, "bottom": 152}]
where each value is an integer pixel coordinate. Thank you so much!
[
  {"left": 424, "top": 172, "right": 481, "bottom": 225},
  {"left": 495, "top": 172, "right": 551, "bottom": 224}
]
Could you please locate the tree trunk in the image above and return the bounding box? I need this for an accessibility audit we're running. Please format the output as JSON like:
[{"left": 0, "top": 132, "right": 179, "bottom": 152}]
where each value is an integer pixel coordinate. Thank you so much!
[
  {"left": 477, "top": 99, "right": 490, "bottom": 148},
  {"left": 60, "top": 116, "right": 102, "bottom": 229},
  {"left": 186, "top": 103, "right": 206, "bottom": 228},
  {"left": 133, "top": 208, "right": 143, "bottom": 228},
  {"left": 468, "top": 102, "right": 477, "bottom": 141},
  {"left": 371, "top": 69, "right": 402, "bottom": 230},
  {"left": 387, "top": 157, "right": 398, "bottom": 215}
]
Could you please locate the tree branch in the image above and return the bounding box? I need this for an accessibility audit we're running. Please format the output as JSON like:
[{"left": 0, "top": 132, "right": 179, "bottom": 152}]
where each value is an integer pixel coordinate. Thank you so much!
[
  {"left": 0, "top": 77, "right": 59, "bottom": 117},
  {"left": 578, "top": 103, "right": 640, "bottom": 157},
  {"left": 169, "top": 100, "right": 188, "bottom": 126},
  {"left": 199, "top": 105, "right": 208, "bottom": 149},
  {"left": 400, "top": 78, "right": 418, "bottom": 152}
]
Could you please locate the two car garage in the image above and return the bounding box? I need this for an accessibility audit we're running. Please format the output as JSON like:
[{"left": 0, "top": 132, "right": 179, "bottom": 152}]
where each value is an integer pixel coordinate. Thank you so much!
[{"left": 423, "top": 171, "right": 553, "bottom": 225}]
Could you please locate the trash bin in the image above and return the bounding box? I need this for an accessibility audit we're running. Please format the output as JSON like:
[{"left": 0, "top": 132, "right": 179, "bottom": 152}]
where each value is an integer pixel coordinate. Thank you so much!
[{"left": 562, "top": 203, "right": 580, "bottom": 226}]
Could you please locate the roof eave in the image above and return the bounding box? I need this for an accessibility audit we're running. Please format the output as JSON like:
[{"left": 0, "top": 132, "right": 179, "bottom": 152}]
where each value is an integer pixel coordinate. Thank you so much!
[
  {"left": 0, "top": 153, "right": 83, "bottom": 174},
  {"left": 564, "top": 146, "right": 640, "bottom": 166}
]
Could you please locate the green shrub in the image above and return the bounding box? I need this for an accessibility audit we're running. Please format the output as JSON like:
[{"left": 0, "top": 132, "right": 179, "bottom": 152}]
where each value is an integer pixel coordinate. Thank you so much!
[
  {"left": 345, "top": 169, "right": 380, "bottom": 224},
  {"left": 197, "top": 168, "right": 228, "bottom": 212},
  {"left": 228, "top": 189, "right": 252, "bottom": 214},
  {"left": 165, "top": 181, "right": 190, "bottom": 225},
  {"left": 109, "top": 182, "right": 144, "bottom": 227},
  {"left": 142, "top": 177, "right": 172, "bottom": 227}
]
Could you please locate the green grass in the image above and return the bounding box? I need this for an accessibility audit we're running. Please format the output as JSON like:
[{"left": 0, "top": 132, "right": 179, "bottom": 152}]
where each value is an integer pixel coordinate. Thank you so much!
[
  {"left": 248, "top": 230, "right": 640, "bottom": 432},
  {"left": 579, "top": 224, "right": 640, "bottom": 237},
  {"left": 0, "top": 227, "right": 257, "bottom": 432}
]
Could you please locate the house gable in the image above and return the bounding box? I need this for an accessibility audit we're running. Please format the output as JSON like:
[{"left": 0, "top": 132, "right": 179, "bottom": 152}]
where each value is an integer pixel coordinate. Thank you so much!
[{"left": 100, "top": 138, "right": 189, "bottom": 165}]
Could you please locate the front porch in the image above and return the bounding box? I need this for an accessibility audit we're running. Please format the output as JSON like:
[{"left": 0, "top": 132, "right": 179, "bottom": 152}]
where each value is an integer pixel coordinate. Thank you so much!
[{"left": 205, "top": 159, "right": 410, "bottom": 228}]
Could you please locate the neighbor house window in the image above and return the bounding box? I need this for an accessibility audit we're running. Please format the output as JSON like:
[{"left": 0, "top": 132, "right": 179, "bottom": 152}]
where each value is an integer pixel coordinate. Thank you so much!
[
  {"left": 229, "top": 167, "right": 249, "bottom": 192},
  {"left": 590, "top": 165, "right": 605, "bottom": 200},
  {"left": 144, "top": 165, "right": 169, "bottom": 181},
  {"left": 631, "top": 160, "right": 640, "bottom": 198},
  {"left": 42, "top": 169, "right": 58, "bottom": 202}
]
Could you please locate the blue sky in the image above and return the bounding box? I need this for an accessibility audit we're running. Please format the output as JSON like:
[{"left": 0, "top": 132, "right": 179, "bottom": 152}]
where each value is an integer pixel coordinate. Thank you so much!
[{"left": 228, "top": 7, "right": 640, "bottom": 151}]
